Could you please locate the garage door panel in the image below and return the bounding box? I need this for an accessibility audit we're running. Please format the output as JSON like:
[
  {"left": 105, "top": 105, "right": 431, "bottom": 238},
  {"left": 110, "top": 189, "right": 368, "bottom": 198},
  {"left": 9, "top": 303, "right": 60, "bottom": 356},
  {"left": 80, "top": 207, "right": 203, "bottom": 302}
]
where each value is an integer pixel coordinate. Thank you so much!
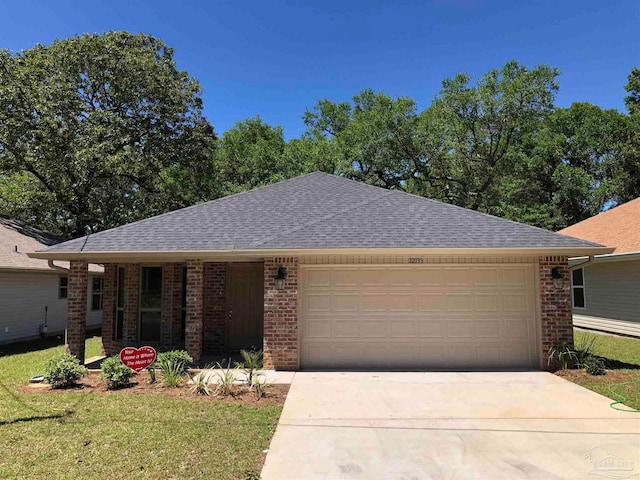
[
  {"left": 418, "top": 320, "right": 446, "bottom": 337},
  {"left": 417, "top": 294, "right": 445, "bottom": 311},
  {"left": 389, "top": 320, "right": 416, "bottom": 338},
  {"left": 300, "top": 264, "right": 538, "bottom": 370},
  {"left": 446, "top": 293, "right": 473, "bottom": 311}
]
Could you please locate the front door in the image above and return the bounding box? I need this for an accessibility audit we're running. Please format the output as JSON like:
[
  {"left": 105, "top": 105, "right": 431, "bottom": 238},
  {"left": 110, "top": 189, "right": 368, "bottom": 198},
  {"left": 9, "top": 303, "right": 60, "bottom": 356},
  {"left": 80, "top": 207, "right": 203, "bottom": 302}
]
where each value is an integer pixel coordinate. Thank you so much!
[{"left": 225, "top": 262, "right": 264, "bottom": 351}]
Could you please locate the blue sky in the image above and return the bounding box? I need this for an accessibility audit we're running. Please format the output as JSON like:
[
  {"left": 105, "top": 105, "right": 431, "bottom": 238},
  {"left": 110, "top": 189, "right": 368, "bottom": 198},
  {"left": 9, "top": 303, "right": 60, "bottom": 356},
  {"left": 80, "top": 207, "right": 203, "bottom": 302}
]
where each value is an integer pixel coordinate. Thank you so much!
[{"left": 2, "top": 0, "right": 638, "bottom": 138}]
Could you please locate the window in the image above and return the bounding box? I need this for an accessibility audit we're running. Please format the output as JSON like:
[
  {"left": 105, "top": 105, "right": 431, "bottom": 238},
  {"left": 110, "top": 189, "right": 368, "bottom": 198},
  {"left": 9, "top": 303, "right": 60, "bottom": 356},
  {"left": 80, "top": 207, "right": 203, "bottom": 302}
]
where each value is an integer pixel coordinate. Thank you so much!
[
  {"left": 571, "top": 268, "right": 586, "bottom": 309},
  {"left": 91, "top": 277, "right": 104, "bottom": 311},
  {"left": 139, "top": 266, "right": 162, "bottom": 342},
  {"left": 115, "top": 267, "right": 125, "bottom": 340},
  {"left": 59, "top": 276, "right": 68, "bottom": 299}
]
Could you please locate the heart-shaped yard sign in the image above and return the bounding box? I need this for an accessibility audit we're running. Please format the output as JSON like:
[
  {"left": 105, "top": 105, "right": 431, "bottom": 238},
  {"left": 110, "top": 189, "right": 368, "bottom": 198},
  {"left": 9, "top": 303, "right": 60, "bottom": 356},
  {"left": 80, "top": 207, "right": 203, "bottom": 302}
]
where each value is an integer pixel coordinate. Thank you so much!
[{"left": 120, "top": 346, "right": 157, "bottom": 373}]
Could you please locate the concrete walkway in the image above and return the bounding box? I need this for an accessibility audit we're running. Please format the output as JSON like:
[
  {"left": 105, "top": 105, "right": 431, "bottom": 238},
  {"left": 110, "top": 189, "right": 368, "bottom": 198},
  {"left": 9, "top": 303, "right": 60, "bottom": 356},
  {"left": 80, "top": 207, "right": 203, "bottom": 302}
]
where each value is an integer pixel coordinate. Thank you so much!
[{"left": 261, "top": 372, "right": 640, "bottom": 480}]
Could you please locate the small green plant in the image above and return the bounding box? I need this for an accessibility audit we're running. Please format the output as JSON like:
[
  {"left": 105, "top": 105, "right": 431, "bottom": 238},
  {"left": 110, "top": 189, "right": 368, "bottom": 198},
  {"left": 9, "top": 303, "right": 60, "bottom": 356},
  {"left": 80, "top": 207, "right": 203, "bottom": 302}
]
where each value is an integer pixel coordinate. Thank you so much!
[
  {"left": 214, "top": 361, "right": 237, "bottom": 396},
  {"left": 250, "top": 376, "right": 270, "bottom": 399},
  {"left": 584, "top": 356, "right": 607, "bottom": 376},
  {"left": 100, "top": 355, "right": 135, "bottom": 389},
  {"left": 189, "top": 371, "right": 214, "bottom": 396},
  {"left": 574, "top": 334, "right": 599, "bottom": 367},
  {"left": 155, "top": 350, "right": 192, "bottom": 387},
  {"left": 147, "top": 365, "right": 156, "bottom": 384},
  {"left": 235, "top": 349, "right": 264, "bottom": 386},
  {"left": 43, "top": 354, "right": 88, "bottom": 388},
  {"left": 548, "top": 343, "right": 578, "bottom": 370},
  {"left": 155, "top": 350, "right": 193, "bottom": 376}
]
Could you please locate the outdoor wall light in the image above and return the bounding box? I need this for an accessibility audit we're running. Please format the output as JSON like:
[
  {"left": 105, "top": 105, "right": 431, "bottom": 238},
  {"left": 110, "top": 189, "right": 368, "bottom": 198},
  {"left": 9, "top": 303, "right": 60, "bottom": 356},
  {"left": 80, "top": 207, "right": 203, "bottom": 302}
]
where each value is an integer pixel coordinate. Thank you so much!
[
  {"left": 551, "top": 267, "right": 564, "bottom": 289},
  {"left": 275, "top": 266, "right": 288, "bottom": 290}
]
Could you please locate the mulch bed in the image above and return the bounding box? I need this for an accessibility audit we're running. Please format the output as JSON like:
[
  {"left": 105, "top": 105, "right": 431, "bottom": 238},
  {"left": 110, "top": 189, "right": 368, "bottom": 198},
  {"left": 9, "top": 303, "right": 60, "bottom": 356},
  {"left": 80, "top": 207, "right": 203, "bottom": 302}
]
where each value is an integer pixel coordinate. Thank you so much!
[
  {"left": 19, "top": 370, "right": 289, "bottom": 405},
  {"left": 555, "top": 369, "right": 633, "bottom": 383}
]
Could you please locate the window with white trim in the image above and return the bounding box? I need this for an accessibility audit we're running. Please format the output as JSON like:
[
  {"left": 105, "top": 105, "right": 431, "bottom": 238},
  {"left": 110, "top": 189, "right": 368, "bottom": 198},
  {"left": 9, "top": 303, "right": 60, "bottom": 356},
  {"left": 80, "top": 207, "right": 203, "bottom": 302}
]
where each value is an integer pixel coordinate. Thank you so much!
[
  {"left": 571, "top": 268, "right": 586, "bottom": 309},
  {"left": 59, "top": 276, "right": 68, "bottom": 299},
  {"left": 91, "top": 277, "right": 104, "bottom": 311},
  {"left": 115, "top": 267, "right": 125, "bottom": 340}
]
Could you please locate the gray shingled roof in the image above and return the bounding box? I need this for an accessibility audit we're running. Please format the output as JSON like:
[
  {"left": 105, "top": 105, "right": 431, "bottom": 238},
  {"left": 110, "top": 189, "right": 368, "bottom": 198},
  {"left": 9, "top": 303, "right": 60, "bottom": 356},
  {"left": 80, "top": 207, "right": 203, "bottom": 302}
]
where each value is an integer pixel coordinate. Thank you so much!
[{"left": 41, "top": 172, "right": 602, "bottom": 253}]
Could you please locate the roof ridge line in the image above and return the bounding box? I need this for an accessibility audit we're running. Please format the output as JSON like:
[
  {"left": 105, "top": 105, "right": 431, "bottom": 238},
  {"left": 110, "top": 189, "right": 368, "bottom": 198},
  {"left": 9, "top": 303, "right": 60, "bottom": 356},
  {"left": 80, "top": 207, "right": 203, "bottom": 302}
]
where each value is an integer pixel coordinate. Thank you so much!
[{"left": 250, "top": 189, "right": 395, "bottom": 248}]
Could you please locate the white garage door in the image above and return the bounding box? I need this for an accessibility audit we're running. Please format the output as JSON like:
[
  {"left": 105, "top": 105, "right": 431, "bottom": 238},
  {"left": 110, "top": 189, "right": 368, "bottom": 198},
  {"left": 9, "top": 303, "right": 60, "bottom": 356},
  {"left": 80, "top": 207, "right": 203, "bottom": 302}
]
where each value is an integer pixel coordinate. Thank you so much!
[{"left": 299, "top": 264, "right": 539, "bottom": 370}]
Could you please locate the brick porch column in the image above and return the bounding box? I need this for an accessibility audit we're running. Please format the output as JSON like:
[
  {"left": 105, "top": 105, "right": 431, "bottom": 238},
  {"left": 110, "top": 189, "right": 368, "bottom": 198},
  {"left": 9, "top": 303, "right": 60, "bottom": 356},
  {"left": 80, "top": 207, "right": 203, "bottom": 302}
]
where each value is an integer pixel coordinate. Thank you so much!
[
  {"left": 263, "top": 257, "right": 299, "bottom": 370},
  {"left": 203, "top": 262, "right": 226, "bottom": 355},
  {"left": 539, "top": 256, "right": 573, "bottom": 371},
  {"left": 123, "top": 264, "right": 140, "bottom": 346},
  {"left": 100, "top": 264, "right": 117, "bottom": 356},
  {"left": 185, "top": 260, "right": 204, "bottom": 365},
  {"left": 65, "top": 260, "right": 88, "bottom": 363}
]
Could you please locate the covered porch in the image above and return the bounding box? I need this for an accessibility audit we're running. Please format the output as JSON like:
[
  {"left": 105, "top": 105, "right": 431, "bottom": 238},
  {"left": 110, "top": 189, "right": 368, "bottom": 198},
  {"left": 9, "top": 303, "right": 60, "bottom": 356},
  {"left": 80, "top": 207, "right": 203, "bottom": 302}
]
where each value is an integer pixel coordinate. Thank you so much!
[{"left": 63, "top": 257, "right": 299, "bottom": 369}]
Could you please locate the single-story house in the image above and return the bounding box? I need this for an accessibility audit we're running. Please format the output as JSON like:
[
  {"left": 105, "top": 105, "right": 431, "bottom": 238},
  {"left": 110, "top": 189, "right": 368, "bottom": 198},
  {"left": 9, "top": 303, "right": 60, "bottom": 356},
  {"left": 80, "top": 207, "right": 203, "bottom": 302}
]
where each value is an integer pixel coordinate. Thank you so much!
[
  {"left": 29, "top": 172, "right": 610, "bottom": 369},
  {"left": 558, "top": 197, "right": 640, "bottom": 337},
  {"left": 0, "top": 216, "right": 103, "bottom": 345}
]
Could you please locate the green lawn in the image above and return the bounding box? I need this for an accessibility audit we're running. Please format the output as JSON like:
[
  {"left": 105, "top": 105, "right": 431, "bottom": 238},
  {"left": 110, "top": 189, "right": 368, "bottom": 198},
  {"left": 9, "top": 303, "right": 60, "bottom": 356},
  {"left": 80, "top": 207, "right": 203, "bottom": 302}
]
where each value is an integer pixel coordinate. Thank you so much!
[
  {"left": 0, "top": 336, "right": 282, "bottom": 479},
  {"left": 566, "top": 329, "right": 640, "bottom": 411}
]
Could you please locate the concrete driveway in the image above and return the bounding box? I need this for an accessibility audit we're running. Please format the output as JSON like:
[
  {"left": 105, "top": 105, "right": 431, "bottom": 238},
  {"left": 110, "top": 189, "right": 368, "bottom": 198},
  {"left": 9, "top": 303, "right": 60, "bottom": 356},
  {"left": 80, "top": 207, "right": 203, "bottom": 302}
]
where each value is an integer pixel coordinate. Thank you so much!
[{"left": 261, "top": 372, "right": 640, "bottom": 480}]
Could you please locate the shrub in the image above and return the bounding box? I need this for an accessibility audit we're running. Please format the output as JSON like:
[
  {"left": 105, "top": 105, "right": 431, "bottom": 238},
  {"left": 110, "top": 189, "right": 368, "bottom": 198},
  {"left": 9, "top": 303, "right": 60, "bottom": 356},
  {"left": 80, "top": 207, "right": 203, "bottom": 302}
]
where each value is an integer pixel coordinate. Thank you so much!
[
  {"left": 155, "top": 350, "right": 193, "bottom": 387},
  {"left": 548, "top": 343, "right": 578, "bottom": 369},
  {"left": 100, "top": 356, "right": 135, "bottom": 389},
  {"left": 43, "top": 354, "right": 87, "bottom": 388},
  {"left": 235, "top": 349, "right": 263, "bottom": 386},
  {"left": 575, "top": 334, "right": 598, "bottom": 367},
  {"left": 189, "top": 371, "right": 213, "bottom": 396},
  {"left": 584, "top": 356, "right": 607, "bottom": 376},
  {"left": 155, "top": 350, "right": 193, "bottom": 376}
]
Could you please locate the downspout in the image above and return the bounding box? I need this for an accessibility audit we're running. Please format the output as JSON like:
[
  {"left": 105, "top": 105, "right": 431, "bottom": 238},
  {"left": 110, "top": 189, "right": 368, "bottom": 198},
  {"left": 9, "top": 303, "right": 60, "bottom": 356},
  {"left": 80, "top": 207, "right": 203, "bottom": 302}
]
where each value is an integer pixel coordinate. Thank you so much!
[{"left": 48, "top": 260, "right": 70, "bottom": 272}]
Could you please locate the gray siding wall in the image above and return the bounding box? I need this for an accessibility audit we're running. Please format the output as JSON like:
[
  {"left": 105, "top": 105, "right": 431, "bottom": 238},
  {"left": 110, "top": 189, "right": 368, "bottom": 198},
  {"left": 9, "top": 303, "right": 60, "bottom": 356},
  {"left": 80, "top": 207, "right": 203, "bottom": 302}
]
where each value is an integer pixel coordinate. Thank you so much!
[
  {"left": 578, "top": 260, "right": 640, "bottom": 323},
  {"left": 0, "top": 271, "right": 103, "bottom": 344}
]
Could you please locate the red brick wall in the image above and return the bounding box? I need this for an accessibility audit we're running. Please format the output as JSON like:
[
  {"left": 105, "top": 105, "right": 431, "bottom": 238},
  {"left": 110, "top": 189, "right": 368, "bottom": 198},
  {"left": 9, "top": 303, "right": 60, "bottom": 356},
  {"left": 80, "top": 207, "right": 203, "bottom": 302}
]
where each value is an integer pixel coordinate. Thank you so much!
[
  {"left": 203, "top": 262, "right": 226, "bottom": 355},
  {"left": 101, "top": 264, "right": 117, "bottom": 356},
  {"left": 65, "top": 260, "right": 88, "bottom": 362},
  {"left": 539, "top": 256, "right": 573, "bottom": 371},
  {"left": 170, "top": 264, "right": 185, "bottom": 349},
  {"left": 263, "top": 257, "right": 299, "bottom": 370},
  {"left": 185, "top": 260, "right": 204, "bottom": 365},
  {"left": 123, "top": 264, "right": 140, "bottom": 346}
]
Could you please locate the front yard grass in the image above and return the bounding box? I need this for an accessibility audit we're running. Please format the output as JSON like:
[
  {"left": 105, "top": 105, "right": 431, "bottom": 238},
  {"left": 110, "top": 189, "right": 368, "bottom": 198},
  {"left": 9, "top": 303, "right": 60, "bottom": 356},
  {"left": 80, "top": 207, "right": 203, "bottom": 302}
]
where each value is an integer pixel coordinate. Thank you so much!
[
  {"left": 0, "top": 336, "right": 283, "bottom": 479},
  {"left": 557, "top": 329, "right": 640, "bottom": 411}
]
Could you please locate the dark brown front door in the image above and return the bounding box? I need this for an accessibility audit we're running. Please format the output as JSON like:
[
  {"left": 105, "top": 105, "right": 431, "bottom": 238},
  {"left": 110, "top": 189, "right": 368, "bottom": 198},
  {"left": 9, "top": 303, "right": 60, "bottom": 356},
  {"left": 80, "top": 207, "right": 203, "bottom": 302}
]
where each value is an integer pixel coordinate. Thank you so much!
[{"left": 225, "top": 262, "right": 264, "bottom": 351}]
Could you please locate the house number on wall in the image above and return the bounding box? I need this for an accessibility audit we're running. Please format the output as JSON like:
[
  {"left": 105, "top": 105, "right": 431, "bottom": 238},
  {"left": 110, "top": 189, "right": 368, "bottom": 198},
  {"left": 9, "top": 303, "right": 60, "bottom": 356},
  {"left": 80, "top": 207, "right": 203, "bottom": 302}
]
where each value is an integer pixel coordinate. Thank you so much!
[{"left": 409, "top": 257, "right": 424, "bottom": 264}]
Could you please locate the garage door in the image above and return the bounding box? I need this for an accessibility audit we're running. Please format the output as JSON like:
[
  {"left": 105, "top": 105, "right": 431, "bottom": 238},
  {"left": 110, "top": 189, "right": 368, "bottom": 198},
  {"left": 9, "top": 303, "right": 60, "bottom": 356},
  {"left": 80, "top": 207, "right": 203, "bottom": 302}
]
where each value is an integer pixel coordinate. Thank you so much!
[{"left": 299, "top": 264, "right": 539, "bottom": 370}]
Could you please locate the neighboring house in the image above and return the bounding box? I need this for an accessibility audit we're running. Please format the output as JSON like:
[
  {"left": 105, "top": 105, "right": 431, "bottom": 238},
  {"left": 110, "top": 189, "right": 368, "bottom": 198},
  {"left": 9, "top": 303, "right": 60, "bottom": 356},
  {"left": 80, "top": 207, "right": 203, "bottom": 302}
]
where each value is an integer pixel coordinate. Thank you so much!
[
  {"left": 558, "top": 198, "right": 640, "bottom": 337},
  {"left": 29, "top": 172, "right": 609, "bottom": 369},
  {"left": 0, "top": 216, "right": 103, "bottom": 344}
]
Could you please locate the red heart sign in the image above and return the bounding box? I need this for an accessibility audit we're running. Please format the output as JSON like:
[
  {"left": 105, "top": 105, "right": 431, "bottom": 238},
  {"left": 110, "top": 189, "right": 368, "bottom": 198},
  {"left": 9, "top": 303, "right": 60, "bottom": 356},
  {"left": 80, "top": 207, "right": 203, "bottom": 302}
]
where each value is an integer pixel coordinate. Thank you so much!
[{"left": 120, "top": 346, "right": 157, "bottom": 373}]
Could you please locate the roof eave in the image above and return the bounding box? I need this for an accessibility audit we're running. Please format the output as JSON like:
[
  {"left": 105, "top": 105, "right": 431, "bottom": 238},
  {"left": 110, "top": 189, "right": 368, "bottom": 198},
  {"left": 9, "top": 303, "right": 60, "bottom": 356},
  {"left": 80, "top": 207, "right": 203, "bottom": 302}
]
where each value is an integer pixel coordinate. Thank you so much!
[
  {"left": 569, "top": 250, "right": 640, "bottom": 265},
  {"left": 28, "top": 246, "right": 614, "bottom": 263}
]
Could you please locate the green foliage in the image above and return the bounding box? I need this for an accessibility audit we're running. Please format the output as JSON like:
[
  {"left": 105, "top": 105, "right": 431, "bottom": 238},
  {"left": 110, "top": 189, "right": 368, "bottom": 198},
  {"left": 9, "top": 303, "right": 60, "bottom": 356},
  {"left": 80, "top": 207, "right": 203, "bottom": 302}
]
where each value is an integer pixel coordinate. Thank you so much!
[
  {"left": 189, "top": 371, "right": 214, "bottom": 396},
  {"left": 147, "top": 365, "right": 157, "bottom": 384},
  {"left": 213, "top": 362, "right": 237, "bottom": 396},
  {"left": 0, "top": 31, "right": 215, "bottom": 238},
  {"left": 574, "top": 333, "right": 599, "bottom": 367},
  {"left": 548, "top": 343, "right": 578, "bottom": 370},
  {"left": 250, "top": 376, "right": 270, "bottom": 399},
  {"left": 155, "top": 350, "right": 193, "bottom": 376},
  {"left": 43, "top": 354, "right": 87, "bottom": 388},
  {"left": 100, "top": 355, "right": 135, "bottom": 389},
  {"left": 236, "top": 349, "right": 264, "bottom": 386},
  {"left": 584, "top": 356, "right": 607, "bottom": 376}
]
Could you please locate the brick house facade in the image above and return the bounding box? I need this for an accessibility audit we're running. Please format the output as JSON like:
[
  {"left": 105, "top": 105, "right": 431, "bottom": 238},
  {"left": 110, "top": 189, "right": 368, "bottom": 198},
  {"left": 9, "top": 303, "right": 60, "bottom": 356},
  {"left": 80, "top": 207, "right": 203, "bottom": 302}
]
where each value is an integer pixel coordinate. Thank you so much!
[{"left": 66, "top": 255, "right": 573, "bottom": 371}]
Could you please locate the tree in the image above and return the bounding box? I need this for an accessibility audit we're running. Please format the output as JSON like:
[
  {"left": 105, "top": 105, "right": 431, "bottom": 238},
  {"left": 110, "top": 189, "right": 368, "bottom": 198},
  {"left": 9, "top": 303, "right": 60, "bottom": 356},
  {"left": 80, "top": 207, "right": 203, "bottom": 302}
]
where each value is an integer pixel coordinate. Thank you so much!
[
  {"left": 0, "top": 32, "right": 215, "bottom": 238},
  {"left": 430, "top": 61, "right": 559, "bottom": 212},
  {"left": 625, "top": 67, "right": 640, "bottom": 116},
  {"left": 212, "top": 116, "right": 303, "bottom": 195}
]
